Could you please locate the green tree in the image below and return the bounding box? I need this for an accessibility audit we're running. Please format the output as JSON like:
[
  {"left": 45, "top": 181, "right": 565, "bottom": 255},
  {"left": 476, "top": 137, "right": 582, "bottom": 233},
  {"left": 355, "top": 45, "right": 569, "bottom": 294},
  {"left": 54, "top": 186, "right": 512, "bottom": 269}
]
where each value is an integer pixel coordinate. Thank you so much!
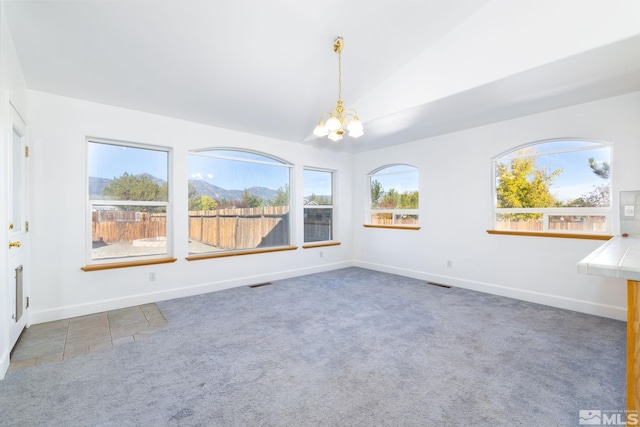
[
  {"left": 271, "top": 184, "right": 289, "bottom": 206},
  {"left": 569, "top": 185, "right": 610, "bottom": 207},
  {"left": 399, "top": 190, "right": 419, "bottom": 209},
  {"left": 102, "top": 172, "right": 166, "bottom": 212},
  {"left": 307, "top": 193, "right": 331, "bottom": 205},
  {"left": 240, "top": 189, "right": 264, "bottom": 208},
  {"left": 589, "top": 157, "right": 610, "bottom": 179},
  {"left": 379, "top": 188, "right": 401, "bottom": 209},
  {"left": 370, "top": 179, "right": 383, "bottom": 208},
  {"left": 496, "top": 152, "right": 562, "bottom": 209},
  {"left": 190, "top": 195, "right": 218, "bottom": 211}
]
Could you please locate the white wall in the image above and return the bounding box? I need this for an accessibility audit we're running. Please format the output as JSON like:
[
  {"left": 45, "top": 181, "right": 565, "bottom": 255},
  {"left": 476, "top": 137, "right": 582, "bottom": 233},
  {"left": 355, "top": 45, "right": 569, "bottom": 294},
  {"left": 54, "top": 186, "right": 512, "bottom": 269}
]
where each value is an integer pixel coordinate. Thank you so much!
[
  {"left": 0, "top": 0, "right": 29, "bottom": 379},
  {"left": 27, "top": 90, "right": 354, "bottom": 324},
  {"left": 353, "top": 91, "right": 640, "bottom": 321}
]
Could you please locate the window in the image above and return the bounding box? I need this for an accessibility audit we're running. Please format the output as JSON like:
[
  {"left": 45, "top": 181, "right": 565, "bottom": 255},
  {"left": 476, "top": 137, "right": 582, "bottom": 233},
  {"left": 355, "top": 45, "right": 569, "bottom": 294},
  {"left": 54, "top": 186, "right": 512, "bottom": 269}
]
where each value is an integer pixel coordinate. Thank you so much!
[
  {"left": 304, "top": 168, "right": 334, "bottom": 242},
  {"left": 87, "top": 139, "right": 171, "bottom": 264},
  {"left": 188, "top": 149, "right": 292, "bottom": 255},
  {"left": 492, "top": 139, "right": 611, "bottom": 235},
  {"left": 368, "top": 164, "right": 419, "bottom": 226}
]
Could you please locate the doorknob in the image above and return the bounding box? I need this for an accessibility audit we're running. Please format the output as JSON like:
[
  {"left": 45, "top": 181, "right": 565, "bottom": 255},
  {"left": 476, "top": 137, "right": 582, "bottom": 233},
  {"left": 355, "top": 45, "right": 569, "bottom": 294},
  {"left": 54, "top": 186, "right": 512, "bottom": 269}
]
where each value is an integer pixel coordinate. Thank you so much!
[
  {"left": 9, "top": 241, "right": 21, "bottom": 249},
  {"left": 9, "top": 223, "right": 14, "bottom": 230}
]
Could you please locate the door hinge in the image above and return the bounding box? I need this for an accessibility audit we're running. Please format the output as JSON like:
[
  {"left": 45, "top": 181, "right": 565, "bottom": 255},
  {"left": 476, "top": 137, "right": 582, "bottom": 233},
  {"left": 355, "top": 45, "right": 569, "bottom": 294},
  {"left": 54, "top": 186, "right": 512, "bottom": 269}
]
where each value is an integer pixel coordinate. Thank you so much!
[
  {"left": 25, "top": 146, "right": 30, "bottom": 157},
  {"left": 25, "top": 221, "right": 29, "bottom": 232},
  {"left": 26, "top": 297, "right": 30, "bottom": 309}
]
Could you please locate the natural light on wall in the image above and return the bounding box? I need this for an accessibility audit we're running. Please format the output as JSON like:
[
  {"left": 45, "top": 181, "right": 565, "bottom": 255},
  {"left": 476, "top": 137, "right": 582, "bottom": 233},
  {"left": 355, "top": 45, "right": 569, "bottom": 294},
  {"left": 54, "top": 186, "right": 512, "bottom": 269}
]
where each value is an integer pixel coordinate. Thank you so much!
[{"left": 492, "top": 139, "right": 612, "bottom": 235}]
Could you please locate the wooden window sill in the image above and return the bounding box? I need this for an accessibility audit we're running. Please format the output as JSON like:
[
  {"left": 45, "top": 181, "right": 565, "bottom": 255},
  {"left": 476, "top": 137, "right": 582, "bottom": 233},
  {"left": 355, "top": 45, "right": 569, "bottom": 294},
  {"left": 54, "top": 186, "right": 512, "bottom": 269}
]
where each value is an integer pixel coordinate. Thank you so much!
[
  {"left": 486, "top": 230, "right": 613, "bottom": 241},
  {"left": 363, "top": 224, "right": 421, "bottom": 230},
  {"left": 186, "top": 245, "right": 298, "bottom": 261},
  {"left": 82, "top": 257, "right": 177, "bottom": 272},
  {"left": 302, "top": 241, "right": 341, "bottom": 249}
]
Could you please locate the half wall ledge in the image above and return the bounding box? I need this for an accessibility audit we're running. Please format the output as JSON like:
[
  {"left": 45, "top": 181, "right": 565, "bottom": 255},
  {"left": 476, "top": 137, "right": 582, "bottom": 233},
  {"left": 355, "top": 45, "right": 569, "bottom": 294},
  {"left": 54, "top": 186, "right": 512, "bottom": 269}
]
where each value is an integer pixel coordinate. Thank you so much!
[
  {"left": 186, "top": 246, "right": 298, "bottom": 261},
  {"left": 486, "top": 230, "right": 612, "bottom": 241},
  {"left": 81, "top": 257, "right": 178, "bottom": 272}
]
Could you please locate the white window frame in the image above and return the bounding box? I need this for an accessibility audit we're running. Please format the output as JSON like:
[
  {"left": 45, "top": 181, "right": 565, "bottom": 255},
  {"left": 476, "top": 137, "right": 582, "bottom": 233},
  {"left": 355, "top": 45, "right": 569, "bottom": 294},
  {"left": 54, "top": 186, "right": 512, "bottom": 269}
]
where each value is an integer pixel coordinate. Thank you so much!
[
  {"left": 187, "top": 148, "right": 294, "bottom": 254},
  {"left": 303, "top": 167, "right": 336, "bottom": 243},
  {"left": 367, "top": 164, "right": 419, "bottom": 226},
  {"left": 491, "top": 138, "right": 612, "bottom": 235},
  {"left": 86, "top": 138, "right": 172, "bottom": 265}
]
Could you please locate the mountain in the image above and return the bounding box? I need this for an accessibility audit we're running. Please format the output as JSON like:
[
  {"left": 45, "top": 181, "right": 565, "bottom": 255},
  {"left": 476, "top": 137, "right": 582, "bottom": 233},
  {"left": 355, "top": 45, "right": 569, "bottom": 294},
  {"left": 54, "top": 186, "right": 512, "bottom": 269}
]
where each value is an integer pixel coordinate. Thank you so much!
[
  {"left": 89, "top": 173, "right": 167, "bottom": 198},
  {"left": 90, "top": 174, "right": 277, "bottom": 202},
  {"left": 189, "top": 180, "right": 243, "bottom": 201},
  {"left": 137, "top": 173, "right": 167, "bottom": 187},
  {"left": 189, "top": 180, "right": 278, "bottom": 202},
  {"left": 244, "top": 186, "right": 279, "bottom": 201},
  {"left": 88, "top": 177, "right": 112, "bottom": 197}
]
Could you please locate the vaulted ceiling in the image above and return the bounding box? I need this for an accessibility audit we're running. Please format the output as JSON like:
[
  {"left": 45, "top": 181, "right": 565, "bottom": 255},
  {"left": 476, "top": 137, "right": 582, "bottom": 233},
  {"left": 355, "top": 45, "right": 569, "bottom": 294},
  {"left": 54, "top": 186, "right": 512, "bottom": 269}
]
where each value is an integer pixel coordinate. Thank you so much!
[{"left": 5, "top": 0, "right": 640, "bottom": 152}]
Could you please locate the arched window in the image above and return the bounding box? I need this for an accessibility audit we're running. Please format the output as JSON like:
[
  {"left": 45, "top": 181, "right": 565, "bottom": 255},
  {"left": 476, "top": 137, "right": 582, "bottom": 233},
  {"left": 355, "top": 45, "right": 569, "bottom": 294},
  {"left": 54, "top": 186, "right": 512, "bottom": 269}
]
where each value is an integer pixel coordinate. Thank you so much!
[
  {"left": 188, "top": 149, "right": 292, "bottom": 255},
  {"left": 492, "top": 139, "right": 611, "bottom": 235},
  {"left": 367, "top": 164, "right": 419, "bottom": 226}
]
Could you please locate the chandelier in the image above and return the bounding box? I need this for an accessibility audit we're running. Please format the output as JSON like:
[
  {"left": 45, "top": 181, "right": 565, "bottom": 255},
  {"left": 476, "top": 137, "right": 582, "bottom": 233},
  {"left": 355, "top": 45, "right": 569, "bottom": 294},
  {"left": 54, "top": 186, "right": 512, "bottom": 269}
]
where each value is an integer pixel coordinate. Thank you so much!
[{"left": 313, "top": 37, "right": 364, "bottom": 142}]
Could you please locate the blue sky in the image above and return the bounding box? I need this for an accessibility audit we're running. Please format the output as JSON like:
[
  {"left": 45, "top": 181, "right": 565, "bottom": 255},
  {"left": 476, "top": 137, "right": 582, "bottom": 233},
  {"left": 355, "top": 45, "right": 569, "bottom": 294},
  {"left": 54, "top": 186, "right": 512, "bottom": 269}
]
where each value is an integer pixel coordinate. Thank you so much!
[
  {"left": 371, "top": 165, "right": 419, "bottom": 193},
  {"left": 189, "top": 155, "right": 289, "bottom": 191},
  {"left": 88, "top": 142, "right": 168, "bottom": 181},
  {"left": 539, "top": 148, "right": 610, "bottom": 203},
  {"left": 89, "top": 144, "right": 332, "bottom": 196},
  {"left": 303, "top": 169, "right": 332, "bottom": 198}
]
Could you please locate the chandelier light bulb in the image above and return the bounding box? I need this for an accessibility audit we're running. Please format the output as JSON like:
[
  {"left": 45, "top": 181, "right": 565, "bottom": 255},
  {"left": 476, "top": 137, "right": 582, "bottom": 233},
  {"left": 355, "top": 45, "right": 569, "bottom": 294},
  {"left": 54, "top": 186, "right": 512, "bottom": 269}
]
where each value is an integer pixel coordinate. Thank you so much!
[
  {"left": 313, "top": 122, "right": 329, "bottom": 137},
  {"left": 347, "top": 118, "right": 364, "bottom": 138},
  {"left": 328, "top": 131, "right": 343, "bottom": 142},
  {"left": 325, "top": 116, "right": 342, "bottom": 132}
]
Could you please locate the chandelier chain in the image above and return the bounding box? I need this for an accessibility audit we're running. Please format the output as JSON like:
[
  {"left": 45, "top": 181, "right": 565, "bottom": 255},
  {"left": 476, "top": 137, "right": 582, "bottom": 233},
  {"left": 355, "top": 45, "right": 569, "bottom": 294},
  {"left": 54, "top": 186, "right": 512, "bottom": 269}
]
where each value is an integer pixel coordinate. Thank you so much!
[{"left": 337, "top": 48, "right": 342, "bottom": 103}]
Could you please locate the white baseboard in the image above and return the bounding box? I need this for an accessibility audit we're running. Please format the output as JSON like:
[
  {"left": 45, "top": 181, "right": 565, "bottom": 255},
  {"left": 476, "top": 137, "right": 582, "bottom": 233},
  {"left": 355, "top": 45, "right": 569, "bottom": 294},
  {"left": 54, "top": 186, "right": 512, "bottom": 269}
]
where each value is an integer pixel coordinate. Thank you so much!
[
  {"left": 29, "top": 261, "right": 353, "bottom": 325},
  {"left": 28, "top": 259, "right": 626, "bottom": 325},
  {"left": 0, "top": 350, "right": 9, "bottom": 380},
  {"left": 353, "top": 260, "right": 627, "bottom": 321}
]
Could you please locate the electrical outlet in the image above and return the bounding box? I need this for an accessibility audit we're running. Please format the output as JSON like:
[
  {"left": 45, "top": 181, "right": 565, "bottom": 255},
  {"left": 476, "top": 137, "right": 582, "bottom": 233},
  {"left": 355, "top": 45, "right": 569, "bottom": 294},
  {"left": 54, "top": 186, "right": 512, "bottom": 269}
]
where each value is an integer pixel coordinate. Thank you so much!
[
  {"left": 149, "top": 272, "right": 156, "bottom": 281},
  {"left": 319, "top": 251, "right": 324, "bottom": 258},
  {"left": 625, "top": 205, "right": 635, "bottom": 217},
  {"left": 447, "top": 260, "right": 453, "bottom": 268}
]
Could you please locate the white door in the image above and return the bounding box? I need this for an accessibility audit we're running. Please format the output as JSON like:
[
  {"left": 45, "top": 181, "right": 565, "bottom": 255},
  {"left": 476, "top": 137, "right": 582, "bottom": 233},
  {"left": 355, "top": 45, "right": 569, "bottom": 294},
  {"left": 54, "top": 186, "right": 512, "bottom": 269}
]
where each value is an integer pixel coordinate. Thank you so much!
[{"left": 7, "top": 106, "right": 28, "bottom": 350}]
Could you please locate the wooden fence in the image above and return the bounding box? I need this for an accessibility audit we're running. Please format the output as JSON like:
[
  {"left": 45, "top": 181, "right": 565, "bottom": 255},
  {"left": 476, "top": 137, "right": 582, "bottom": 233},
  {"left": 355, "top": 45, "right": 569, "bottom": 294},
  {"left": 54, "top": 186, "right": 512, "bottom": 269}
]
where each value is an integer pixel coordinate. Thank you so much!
[
  {"left": 189, "top": 207, "right": 289, "bottom": 249},
  {"left": 92, "top": 207, "right": 290, "bottom": 250},
  {"left": 497, "top": 217, "right": 607, "bottom": 232},
  {"left": 370, "top": 213, "right": 419, "bottom": 226},
  {"left": 92, "top": 211, "right": 166, "bottom": 244}
]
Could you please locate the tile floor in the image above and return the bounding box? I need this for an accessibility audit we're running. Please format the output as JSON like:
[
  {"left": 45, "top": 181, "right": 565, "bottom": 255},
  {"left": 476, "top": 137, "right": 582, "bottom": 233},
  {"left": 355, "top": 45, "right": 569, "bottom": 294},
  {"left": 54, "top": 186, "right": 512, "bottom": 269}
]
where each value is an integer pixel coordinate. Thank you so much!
[{"left": 8, "top": 303, "right": 167, "bottom": 371}]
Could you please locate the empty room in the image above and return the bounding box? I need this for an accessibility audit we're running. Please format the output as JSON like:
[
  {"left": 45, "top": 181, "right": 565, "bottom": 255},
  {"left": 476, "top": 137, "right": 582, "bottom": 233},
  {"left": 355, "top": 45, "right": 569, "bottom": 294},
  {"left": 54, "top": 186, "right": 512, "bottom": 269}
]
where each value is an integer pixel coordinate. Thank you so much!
[{"left": 1, "top": 1, "right": 640, "bottom": 425}]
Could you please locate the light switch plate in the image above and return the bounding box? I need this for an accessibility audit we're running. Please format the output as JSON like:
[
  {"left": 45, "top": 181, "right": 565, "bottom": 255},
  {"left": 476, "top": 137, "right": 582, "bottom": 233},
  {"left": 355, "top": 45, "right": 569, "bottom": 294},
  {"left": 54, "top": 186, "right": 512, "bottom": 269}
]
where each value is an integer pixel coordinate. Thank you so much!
[{"left": 625, "top": 205, "right": 635, "bottom": 217}]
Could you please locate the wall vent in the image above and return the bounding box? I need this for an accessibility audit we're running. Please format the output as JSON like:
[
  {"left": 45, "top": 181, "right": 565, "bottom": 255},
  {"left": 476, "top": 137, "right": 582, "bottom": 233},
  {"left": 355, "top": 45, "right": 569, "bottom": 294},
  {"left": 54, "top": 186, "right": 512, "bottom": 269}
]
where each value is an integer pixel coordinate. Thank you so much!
[
  {"left": 249, "top": 282, "right": 272, "bottom": 288},
  {"left": 425, "top": 281, "right": 451, "bottom": 289}
]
